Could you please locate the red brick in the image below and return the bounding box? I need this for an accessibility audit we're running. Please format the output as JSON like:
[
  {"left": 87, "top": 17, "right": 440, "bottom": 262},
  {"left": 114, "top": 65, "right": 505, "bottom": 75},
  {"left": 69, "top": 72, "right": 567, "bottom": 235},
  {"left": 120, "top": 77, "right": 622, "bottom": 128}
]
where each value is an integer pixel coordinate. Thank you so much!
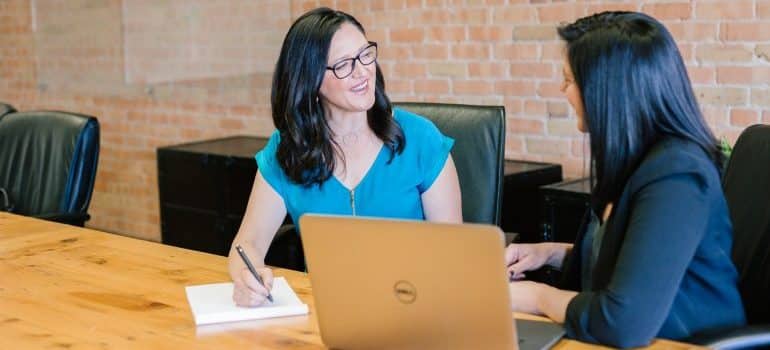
[
  {"left": 586, "top": 3, "right": 639, "bottom": 15},
  {"left": 537, "top": 4, "right": 585, "bottom": 23},
  {"left": 412, "top": 44, "right": 449, "bottom": 59},
  {"left": 666, "top": 23, "right": 718, "bottom": 42},
  {"left": 729, "top": 108, "right": 760, "bottom": 127},
  {"left": 494, "top": 81, "right": 537, "bottom": 96},
  {"left": 469, "top": 26, "right": 511, "bottom": 41},
  {"left": 469, "top": 62, "right": 508, "bottom": 78},
  {"left": 393, "top": 63, "right": 426, "bottom": 77},
  {"left": 687, "top": 65, "right": 715, "bottom": 85},
  {"left": 492, "top": 6, "right": 536, "bottom": 24},
  {"left": 717, "top": 67, "right": 755, "bottom": 85},
  {"left": 696, "top": 44, "right": 754, "bottom": 63},
  {"left": 391, "top": 28, "right": 424, "bottom": 43},
  {"left": 452, "top": 43, "right": 491, "bottom": 59},
  {"left": 695, "top": 0, "right": 753, "bottom": 19},
  {"left": 507, "top": 118, "right": 544, "bottom": 134},
  {"left": 642, "top": 3, "right": 692, "bottom": 20},
  {"left": 524, "top": 100, "right": 547, "bottom": 115},
  {"left": 537, "top": 81, "right": 563, "bottom": 98},
  {"left": 494, "top": 43, "right": 540, "bottom": 60},
  {"left": 503, "top": 97, "right": 524, "bottom": 115},
  {"left": 453, "top": 80, "right": 495, "bottom": 95},
  {"left": 722, "top": 23, "right": 770, "bottom": 41},
  {"left": 542, "top": 43, "right": 566, "bottom": 61},
  {"left": 513, "top": 25, "right": 557, "bottom": 41},
  {"left": 505, "top": 135, "right": 524, "bottom": 154},
  {"left": 426, "top": 26, "right": 466, "bottom": 41},
  {"left": 526, "top": 138, "right": 570, "bottom": 156},
  {"left": 414, "top": 79, "right": 449, "bottom": 94},
  {"left": 510, "top": 63, "right": 553, "bottom": 79},
  {"left": 719, "top": 67, "right": 770, "bottom": 85}
]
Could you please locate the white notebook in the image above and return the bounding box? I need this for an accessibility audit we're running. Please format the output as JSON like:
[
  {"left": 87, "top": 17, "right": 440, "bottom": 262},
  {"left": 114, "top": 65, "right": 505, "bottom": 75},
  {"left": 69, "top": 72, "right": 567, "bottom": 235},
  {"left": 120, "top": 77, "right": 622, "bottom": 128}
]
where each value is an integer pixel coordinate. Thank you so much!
[{"left": 185, "top": 277, "right": 309, "bottom": 325}]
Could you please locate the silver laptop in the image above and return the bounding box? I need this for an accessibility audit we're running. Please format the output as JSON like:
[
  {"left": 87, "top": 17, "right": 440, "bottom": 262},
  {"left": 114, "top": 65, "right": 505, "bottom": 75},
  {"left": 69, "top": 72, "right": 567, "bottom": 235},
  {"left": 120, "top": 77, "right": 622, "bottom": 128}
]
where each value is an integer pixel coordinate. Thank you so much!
[{"left": 300, "top": 215, "right": 564, "bottom": 350}]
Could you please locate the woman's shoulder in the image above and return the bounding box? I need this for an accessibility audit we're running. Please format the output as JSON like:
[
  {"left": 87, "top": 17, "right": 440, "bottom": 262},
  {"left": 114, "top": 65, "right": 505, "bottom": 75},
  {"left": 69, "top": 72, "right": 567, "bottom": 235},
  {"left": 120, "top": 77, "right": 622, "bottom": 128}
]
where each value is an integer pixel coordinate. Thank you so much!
[
  {"left": 393, "top": 107, "right": 436, "bottom": 128},
  {"left": 393, "top": 107, "right": 441, "bottom": 137},
  {"left": 630, "top": 138, "right": 721, "bottom": 191}
]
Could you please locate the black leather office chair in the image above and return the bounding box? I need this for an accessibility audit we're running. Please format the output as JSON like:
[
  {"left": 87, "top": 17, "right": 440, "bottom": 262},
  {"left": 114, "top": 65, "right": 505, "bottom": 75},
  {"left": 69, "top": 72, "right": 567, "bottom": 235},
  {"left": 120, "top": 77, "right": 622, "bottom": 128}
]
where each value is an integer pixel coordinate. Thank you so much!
[
  {"left": 0, "top": 111, "right": 100, "bottom": 227},
  {"left": 0, "top": 102, "right": 16, "bottom": 118},
  {"left": 689, "top": 124, "right": 770, "bottom": 349},
  {"left": 394, "top": 102, "right": 506, "bottom": 225}
]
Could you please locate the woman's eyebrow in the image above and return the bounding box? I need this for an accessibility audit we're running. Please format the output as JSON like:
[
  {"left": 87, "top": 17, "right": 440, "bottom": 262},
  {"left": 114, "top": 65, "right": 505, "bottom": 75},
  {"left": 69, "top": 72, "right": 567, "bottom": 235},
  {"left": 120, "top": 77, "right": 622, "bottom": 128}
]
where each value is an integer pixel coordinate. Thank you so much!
[{"left": 331, "top": 42, "right": 371, "bottom": 63}]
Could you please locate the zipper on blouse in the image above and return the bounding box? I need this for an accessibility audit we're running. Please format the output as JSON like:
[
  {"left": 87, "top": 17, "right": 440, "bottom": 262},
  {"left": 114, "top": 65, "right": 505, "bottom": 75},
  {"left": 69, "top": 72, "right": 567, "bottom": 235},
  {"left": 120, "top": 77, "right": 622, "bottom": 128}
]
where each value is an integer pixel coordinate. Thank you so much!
[{"left": 349, "top": 189, "right": 356, "bottom": 216}]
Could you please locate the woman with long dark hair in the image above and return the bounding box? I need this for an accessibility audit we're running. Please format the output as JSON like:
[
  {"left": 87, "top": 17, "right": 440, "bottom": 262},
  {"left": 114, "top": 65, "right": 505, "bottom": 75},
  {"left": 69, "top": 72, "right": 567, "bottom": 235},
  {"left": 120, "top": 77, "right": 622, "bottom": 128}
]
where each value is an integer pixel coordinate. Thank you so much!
[
  {"left": 228, "top": 8, "right": 461, "bottom": 307},
  {"left": 504, "top": 12, "right": 745, "bottom": 347}
]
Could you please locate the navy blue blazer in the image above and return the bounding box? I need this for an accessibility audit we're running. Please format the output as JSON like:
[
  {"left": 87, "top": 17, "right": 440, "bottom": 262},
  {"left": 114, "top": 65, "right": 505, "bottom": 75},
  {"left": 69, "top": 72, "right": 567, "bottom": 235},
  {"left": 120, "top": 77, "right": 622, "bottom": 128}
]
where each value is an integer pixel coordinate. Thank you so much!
[{"left": 561, "top": 138, "right": 746, "bottom": 348}]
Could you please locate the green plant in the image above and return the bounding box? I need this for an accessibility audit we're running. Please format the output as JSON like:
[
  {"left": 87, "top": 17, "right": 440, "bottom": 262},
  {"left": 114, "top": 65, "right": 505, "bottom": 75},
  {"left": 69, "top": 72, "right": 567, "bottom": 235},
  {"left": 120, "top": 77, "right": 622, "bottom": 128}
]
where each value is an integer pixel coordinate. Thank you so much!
[{"left": 720, "top": 137, "right": 733, "bottom": 159}]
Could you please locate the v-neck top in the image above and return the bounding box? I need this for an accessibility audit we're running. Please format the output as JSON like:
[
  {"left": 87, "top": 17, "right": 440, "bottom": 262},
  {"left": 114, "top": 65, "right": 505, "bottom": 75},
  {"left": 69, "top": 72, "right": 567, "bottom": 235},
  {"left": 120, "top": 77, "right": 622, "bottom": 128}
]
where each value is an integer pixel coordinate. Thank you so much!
[{"left": 255, "top": 108, "right": 454, "bottom": 232}]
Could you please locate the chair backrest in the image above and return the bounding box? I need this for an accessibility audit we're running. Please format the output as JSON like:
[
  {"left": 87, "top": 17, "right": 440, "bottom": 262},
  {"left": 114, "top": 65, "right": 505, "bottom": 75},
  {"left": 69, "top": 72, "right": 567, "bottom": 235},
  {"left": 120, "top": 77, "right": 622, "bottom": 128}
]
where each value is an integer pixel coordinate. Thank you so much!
[
  {"left": 722, "top": 124, "right": 770, "bottom": 324},
  {"left": 0, "top": 102, "right": 16, "bottom": 118},
  {"left": 394, "top": 102, "right": 505, "bottom": 225},
  {"left": 0, "top": 111, "right": 100, "bottom": 219}
]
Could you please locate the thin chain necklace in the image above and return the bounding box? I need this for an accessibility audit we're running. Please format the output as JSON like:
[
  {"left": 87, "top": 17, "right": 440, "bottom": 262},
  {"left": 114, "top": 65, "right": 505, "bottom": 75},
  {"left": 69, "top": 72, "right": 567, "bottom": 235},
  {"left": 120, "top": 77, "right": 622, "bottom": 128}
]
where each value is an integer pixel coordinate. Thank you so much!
[{"left": 335, "top": 122, "right": 368, "bottom": 146}]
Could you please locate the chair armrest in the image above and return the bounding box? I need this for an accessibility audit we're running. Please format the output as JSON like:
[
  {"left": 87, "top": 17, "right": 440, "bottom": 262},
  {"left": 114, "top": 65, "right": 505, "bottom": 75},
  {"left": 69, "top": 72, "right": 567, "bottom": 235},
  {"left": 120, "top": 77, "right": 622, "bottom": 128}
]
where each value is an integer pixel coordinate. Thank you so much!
[
  {"left": 687, "top": 324, "right": 770, "bottom": 350},
  {"left": 265, "top": 224, "right": 305, "bottom": 271},
  {"left": 33, "top": 212, "right": 90, "bottom": 227}
]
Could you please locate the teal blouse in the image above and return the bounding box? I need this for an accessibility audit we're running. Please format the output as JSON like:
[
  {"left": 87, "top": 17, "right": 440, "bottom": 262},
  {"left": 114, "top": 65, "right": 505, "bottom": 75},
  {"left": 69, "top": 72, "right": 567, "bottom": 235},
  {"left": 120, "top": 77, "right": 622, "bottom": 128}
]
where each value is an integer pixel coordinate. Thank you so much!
[{"left": 255, "top": 108, "right": 454, "bottom": 231}]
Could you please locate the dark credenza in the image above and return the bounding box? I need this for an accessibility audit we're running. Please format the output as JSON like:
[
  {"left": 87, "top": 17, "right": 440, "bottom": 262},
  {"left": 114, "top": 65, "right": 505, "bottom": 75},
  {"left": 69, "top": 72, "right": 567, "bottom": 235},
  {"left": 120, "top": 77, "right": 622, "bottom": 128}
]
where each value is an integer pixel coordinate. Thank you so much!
[
  {"left": 501, "top": 160, "right": 563, "bottom": 242},
  {"left": 540, "top": 177, "right": 592, "bottom": 243},
  {"left": 157, "top": 136, "right": 268, "bottom": 256}
]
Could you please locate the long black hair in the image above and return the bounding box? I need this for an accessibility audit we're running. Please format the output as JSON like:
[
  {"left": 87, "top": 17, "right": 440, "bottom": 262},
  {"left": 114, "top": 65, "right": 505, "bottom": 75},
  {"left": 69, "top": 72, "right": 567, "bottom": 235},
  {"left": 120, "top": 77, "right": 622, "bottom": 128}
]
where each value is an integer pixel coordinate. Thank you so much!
[
  {"left": 558, "top": 11, "right": 724, "bottom": 213},
  {"left": 271, "top": 7, "right": 404, "bottom": 187}
]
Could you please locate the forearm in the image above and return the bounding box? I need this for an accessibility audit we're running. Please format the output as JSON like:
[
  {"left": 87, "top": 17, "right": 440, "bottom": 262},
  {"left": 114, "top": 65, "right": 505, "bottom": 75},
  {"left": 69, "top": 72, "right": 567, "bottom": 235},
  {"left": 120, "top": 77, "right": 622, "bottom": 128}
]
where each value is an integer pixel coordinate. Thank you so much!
[
  {"left": 536, "top": 284, "right": 579, "bottom": 323},
  {"left": 229, "top": 237, "right": 268, "bottom": 264}
]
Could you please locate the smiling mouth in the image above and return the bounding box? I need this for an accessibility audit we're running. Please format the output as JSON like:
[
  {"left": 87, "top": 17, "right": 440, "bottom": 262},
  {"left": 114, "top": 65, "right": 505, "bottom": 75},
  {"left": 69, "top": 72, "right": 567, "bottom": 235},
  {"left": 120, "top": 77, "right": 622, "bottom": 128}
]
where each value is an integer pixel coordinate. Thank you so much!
[{"left": 351, "top": 79, "right": 368, "bottom": 93}]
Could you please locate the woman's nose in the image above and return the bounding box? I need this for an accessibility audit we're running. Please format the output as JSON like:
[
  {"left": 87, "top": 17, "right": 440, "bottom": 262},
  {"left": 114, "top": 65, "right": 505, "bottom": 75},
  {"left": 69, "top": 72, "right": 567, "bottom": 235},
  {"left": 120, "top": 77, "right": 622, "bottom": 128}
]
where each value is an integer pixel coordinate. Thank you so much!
[{"left": 350, "top": 60, "right": 369, "bottom": 78}]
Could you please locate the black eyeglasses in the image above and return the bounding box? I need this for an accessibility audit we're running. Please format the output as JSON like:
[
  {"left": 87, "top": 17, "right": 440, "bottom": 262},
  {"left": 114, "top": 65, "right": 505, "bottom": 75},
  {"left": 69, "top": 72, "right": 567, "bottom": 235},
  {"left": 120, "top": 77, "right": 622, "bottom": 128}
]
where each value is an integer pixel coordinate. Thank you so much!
[{"left": 326, "top": 42, "right": 378, "bottom": 79}]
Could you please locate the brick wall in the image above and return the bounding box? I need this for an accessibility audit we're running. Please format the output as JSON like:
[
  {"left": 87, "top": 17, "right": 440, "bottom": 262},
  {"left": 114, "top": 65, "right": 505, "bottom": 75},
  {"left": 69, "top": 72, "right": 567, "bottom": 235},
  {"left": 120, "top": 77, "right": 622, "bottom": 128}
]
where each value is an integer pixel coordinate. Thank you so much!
[{"left": 1, "top": 0, "right": 768, "bottom": 241}]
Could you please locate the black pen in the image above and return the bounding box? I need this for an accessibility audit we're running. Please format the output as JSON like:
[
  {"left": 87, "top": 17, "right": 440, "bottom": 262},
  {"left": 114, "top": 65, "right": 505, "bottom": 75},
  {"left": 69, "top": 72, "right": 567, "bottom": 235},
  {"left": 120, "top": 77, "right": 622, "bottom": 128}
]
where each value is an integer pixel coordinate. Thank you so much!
[{"left": 235, "top": 244, "right": 273, "bottom": 303}]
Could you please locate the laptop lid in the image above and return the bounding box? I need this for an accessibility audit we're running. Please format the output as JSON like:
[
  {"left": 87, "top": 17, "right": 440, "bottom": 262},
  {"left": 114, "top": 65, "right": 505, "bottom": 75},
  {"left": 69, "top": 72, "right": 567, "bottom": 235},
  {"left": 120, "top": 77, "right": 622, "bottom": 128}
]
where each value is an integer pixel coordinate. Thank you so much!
[{"left": 300, "top": 214, "right": 516, "bottom": 350}]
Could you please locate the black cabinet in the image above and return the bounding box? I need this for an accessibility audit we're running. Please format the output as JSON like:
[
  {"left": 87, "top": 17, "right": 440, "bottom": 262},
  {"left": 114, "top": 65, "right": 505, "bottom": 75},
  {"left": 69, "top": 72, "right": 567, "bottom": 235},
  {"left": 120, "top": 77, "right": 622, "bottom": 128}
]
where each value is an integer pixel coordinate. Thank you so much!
[
  {"left": 157, "top": 136, "right": 268, "bottom": 256},
  {"left": 540, "top": 178, "right": 592, "bottom": 243},
  {"left": 500, "top": 160, "right": 563, "bottom": 242}
]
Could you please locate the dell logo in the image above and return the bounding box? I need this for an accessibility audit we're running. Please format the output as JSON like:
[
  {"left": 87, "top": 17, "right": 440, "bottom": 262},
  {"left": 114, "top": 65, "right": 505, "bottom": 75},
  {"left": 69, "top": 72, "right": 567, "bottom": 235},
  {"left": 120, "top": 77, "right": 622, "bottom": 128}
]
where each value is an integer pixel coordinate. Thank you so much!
[{"left": 393, "top": 280, "right": 417, "bottom": 304}]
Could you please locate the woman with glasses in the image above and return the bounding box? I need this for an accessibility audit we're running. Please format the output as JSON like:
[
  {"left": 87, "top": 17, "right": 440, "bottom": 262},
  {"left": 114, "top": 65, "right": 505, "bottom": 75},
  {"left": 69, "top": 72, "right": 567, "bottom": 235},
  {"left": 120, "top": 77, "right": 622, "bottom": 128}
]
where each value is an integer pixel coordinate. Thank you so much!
[
  {"left": 503, "top": 12, "right": 745, "bottom": 347},
  {"left": 228, "top": 7, "right": 462, "bottom": 307}
]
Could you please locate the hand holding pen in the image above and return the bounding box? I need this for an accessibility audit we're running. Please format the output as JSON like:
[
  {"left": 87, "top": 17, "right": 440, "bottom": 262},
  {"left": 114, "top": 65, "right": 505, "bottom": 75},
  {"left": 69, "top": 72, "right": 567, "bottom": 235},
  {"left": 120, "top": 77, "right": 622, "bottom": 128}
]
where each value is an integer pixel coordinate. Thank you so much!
[{"left": 232, "top": 244, "right": 274, "bottom": 306}]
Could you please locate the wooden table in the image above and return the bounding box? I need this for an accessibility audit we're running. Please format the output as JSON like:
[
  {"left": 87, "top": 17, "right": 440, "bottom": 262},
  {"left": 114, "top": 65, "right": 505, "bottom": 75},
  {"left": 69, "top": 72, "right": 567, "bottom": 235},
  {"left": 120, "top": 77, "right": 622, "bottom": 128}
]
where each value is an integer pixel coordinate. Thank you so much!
[{"left": 0, "top": 212, "right": 701, "bottom": 349}]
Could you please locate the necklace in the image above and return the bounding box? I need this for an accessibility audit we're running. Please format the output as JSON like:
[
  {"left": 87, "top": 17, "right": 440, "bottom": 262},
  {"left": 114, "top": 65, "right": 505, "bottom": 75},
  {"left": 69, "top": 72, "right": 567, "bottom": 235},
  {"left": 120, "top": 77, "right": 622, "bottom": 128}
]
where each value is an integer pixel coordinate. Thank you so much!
[{"left": 335, "top": 123, "right": 368, "bottom": 146}]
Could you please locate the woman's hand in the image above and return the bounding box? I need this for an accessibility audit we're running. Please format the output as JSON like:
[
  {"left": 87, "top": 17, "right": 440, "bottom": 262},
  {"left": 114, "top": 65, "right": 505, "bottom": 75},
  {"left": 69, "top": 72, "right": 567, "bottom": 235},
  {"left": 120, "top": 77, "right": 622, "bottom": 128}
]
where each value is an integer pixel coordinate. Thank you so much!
[
  {"left": 505, "top": 242, "right": 573, "bottom": 280},
  {"left": 504, "top": 243, "right": 555, "bottom": 280},
  {"left": 228, "top": 251, "right": 274, "bottom": 307}
]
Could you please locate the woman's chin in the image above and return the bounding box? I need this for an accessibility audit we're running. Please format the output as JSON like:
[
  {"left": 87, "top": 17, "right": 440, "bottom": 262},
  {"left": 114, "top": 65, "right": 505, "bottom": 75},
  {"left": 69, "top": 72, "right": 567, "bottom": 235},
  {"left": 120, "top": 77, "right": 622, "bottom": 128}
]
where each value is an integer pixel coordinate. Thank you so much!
[{"left": 351, "top": 95, "right": 376, "bottom": 112}]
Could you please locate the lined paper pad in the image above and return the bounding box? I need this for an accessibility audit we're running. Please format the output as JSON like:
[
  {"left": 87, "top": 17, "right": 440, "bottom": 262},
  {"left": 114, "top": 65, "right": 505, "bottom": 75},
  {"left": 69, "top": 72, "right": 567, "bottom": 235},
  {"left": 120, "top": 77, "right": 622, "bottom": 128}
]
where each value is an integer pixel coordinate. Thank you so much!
[{"left": 185, "top": 277, "right": 309, "bottom": 325}]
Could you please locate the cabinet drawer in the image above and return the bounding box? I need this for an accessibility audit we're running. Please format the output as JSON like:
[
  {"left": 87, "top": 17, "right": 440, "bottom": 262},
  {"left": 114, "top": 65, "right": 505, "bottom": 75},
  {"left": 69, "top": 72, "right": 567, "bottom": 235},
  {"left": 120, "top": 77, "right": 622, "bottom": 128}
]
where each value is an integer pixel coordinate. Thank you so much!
[
  {"left": 161, "top": 205, "right": 227, "bottom": 255},
  {"left": 158, "top": 151, "right": 220, "bottom": 211}
]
